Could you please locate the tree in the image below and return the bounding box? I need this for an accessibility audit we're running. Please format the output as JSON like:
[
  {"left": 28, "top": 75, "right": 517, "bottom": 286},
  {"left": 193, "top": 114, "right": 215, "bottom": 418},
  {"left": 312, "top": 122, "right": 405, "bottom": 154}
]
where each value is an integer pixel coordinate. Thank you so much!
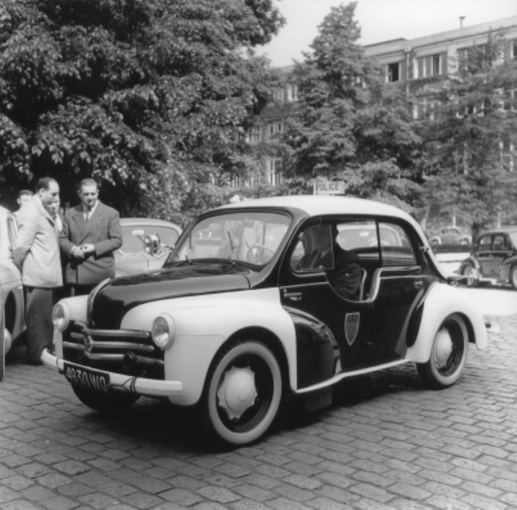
[
  {"left": 282, "top": 2, "right": 423, "bottom": 211},
  {"left": 420, "top": 30, "right": 517, "bottom": 237},
  {"left": 0, "top": 0, "right": 284, "bottom": 221}
]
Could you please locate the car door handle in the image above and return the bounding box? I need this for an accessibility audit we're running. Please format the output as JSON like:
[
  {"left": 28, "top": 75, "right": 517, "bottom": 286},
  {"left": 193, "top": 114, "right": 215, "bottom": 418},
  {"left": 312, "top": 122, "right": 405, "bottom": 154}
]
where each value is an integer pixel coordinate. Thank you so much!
[
  {"left": 413, "top": 280, "right": 424, "bottom": 289},
  {"left": 283, "top": 291, "right": 302, "bottom": 302}
]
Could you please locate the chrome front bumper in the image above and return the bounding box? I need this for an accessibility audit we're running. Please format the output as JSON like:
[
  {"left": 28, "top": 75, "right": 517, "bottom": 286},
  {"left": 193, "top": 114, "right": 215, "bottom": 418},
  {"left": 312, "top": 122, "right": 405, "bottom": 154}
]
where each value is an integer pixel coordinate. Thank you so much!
[{"left": 41, "top": 348, "right": 183, "bottom": 397}]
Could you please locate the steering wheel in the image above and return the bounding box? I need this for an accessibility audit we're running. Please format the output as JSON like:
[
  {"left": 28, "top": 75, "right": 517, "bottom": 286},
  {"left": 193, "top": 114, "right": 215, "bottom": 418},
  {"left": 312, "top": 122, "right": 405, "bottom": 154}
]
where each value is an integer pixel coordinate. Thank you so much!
[{"left": 246, "top": 244, "right": 275, "bottom": 264}]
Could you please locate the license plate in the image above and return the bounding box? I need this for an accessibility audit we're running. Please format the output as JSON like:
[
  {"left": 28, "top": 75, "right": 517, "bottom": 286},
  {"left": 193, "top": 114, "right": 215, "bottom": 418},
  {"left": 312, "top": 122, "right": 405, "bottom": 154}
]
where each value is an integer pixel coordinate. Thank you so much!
[{"left": 64, "top": 363, "right": 110, "bottom": 393}]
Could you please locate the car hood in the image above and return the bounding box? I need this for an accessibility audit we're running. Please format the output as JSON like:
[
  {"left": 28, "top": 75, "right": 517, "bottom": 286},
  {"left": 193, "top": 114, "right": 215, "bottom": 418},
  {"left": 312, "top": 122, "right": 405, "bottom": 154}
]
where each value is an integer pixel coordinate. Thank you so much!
[{"left": 89, "top": 262, "right": 251, "bottom": 328}]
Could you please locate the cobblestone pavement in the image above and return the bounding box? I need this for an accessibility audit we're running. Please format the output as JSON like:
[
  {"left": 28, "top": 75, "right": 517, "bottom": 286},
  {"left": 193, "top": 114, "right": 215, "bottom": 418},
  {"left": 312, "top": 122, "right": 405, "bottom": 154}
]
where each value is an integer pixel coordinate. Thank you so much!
[{"left": 2, "top": 314, "right": 517, "bottom": 510}]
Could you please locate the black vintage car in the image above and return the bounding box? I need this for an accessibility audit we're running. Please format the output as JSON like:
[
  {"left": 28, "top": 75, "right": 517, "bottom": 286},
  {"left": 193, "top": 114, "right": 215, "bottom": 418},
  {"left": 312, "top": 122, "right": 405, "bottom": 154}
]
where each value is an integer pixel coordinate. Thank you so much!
[{"left": 458, "top": 227, "right": 517, "bottom": 287}]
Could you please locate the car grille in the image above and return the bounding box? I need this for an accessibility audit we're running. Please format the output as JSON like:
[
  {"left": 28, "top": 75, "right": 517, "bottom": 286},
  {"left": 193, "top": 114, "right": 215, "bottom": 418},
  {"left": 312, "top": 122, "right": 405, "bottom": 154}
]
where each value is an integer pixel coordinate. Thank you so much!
[{"left": 63, "top": 321, "right": 164, "bottom": 379}]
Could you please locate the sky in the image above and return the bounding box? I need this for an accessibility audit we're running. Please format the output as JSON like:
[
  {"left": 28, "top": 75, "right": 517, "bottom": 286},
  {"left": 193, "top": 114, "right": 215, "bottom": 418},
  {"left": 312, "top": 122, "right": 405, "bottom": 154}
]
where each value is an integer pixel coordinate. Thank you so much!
[{"left": 258, "top": 0, "right": 517, "bottom": 67}]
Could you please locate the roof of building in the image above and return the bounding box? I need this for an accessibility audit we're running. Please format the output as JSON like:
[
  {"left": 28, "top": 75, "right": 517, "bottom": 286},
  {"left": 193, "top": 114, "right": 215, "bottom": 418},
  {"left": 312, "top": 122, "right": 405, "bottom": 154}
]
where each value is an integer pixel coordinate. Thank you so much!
[{"left": 365, "top": 15, "right": 517, "bottom": 55}]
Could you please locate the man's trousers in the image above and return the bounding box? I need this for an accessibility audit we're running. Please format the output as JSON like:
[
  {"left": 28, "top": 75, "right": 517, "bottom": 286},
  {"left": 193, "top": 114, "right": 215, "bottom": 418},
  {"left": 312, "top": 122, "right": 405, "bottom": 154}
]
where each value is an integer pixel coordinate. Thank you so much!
[{"left": 24, "top": 286, "right": 55, "bottom": 365}]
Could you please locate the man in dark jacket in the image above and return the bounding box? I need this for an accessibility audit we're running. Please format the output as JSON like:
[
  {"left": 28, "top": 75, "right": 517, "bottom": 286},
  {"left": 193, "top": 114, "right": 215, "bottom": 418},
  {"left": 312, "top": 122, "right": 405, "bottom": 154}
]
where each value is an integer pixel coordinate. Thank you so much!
[
  {"left": 299, "top": 224, "right": 362, "bottom": 300},
  {"left": 59, "top": 178, "right": 122, "bottom": 295}
]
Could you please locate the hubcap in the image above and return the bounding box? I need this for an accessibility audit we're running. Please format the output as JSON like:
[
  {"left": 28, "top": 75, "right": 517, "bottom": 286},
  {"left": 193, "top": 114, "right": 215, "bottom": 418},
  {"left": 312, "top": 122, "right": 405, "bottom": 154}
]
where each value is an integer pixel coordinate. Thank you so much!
[
  {"left": 434, "top": 329, "right": 453, "bottom": 368},
  {"left": 217, "top": 366, "right": 258, "bottom": 420}
]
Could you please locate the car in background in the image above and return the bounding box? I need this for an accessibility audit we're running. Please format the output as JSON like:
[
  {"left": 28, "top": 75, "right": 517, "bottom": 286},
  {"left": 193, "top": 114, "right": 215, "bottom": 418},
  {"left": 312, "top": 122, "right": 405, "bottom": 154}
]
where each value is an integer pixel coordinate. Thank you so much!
[
  {"left": 457, "top": 227, "right": 517, "bottom": 287},
  {"left": 44, "top": 196, "right": 486, "bottom": 447},
  {"left": 427, "top": 226, "right": 472, "bottom": 247},
  {"left": 0, "top": 206, "right": 25, "bottom": 375},
  {"left": 115, "top": 218, "right": 182, "bottom": 277}
]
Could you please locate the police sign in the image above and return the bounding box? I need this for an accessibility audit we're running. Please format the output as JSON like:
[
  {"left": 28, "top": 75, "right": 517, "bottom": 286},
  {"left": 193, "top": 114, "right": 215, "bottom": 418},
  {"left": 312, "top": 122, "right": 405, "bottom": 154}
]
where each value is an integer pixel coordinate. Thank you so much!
[{"left": 313, "top": 180, "right": 345, "bottom": 195}]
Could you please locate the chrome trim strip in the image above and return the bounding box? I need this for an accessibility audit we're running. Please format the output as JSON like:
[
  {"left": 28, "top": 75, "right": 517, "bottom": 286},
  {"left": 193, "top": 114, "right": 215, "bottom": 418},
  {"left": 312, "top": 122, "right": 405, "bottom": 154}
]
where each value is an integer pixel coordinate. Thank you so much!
[{"left": 295, "top": 359, "right": 407, "bottom": 394}]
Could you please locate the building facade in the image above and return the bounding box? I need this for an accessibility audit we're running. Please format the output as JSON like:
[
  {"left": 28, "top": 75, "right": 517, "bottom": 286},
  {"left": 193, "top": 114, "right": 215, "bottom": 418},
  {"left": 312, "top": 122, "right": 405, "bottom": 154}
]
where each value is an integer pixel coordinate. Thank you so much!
[{"left": 240, "top": 16, "right": 517, "bottom": 190}]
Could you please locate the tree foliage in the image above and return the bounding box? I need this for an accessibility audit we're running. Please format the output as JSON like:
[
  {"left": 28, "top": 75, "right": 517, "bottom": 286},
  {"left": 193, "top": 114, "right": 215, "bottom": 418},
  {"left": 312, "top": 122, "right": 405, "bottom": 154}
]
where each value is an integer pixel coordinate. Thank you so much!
[
  {"left": 420, "top": 31, "right": 517, "bottom": 235},
  {"left": 0, "top": 0, "right": 284, "bottom": 221},
  {"left": 282, "top": 2, "right": 423, "bottom": 211}
]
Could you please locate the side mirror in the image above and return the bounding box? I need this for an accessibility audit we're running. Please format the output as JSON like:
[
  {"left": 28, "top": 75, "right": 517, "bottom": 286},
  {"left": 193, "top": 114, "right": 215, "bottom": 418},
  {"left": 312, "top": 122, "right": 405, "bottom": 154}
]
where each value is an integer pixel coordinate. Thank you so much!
[{"left": 144, "top": 233, "right": 162, "bottom": 256}]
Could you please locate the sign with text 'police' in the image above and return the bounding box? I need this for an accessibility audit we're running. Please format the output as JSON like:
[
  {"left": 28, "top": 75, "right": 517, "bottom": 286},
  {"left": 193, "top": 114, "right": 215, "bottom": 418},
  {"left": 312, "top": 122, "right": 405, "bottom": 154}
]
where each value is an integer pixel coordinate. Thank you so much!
[{"left": 313, "top": 180, "right": 345, "bottom": 195}]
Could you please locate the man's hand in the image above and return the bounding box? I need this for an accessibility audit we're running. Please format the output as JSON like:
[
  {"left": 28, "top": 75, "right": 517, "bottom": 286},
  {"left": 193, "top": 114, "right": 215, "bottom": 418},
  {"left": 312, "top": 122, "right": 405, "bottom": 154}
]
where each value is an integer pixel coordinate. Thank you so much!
[
  {"left": 70, "top": 245, "right": 85, "bottom": 260},
  {"left": 80, "top": 243, "right": 95, "bottom": 257}
]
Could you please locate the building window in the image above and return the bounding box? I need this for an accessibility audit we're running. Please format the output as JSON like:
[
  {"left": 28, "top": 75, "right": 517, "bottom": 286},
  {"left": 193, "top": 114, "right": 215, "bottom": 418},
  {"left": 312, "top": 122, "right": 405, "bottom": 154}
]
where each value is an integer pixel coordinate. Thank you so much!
[
  {"left": 513, "top": 40, "right": 517, "bottom": 60},
  {"left": 246, "top": 126, "right": 262, "bottom": 145},
  {"left": 286, "top": 83, "right": 298, "bottom": 102},
  {"left": 432, "top": 54, "right": 441, "bottom": 75},
  {"left": 266, "top": 158, "right": 283, "bottom": 186},
  {"left": 273, "top": 88, "right": 284, "bottom": 103},
  {"left": 387, "top": 62, "right": 400, "bottom": 82}
]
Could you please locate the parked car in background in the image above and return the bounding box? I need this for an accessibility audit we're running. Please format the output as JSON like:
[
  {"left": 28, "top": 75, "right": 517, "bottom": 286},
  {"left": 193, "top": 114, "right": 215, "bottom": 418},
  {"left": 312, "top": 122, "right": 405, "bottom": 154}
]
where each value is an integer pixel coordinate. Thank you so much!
[
  {"left": 0, "top": 206, "right": 25, "bottom": 373},
  {"left": 115, "top": 218, "right": 182, "bottom": 276},
  {"left": 457, "top": 227, "right": 517, "bottom": 287},
  {"left": 43, "top": 196, "right": 487, "bottom": 447},
  {"left": 427, "top": 226, "right": 471, "bottom": 247}
]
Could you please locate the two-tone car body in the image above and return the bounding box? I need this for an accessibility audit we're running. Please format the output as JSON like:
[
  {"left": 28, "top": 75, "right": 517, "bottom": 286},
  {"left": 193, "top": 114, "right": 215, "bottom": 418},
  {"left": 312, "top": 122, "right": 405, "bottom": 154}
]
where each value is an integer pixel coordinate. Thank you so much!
[{"left": 42, "top": 196, "right": 487, "bottom": 446}]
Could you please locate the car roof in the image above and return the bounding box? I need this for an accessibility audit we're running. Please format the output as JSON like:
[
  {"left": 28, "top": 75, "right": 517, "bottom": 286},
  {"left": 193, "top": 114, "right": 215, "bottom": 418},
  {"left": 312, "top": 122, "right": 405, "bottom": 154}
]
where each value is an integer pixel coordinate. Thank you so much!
[
  {"left": 120, "top": 217, "right": 181, "bottom": 231},
  {"left": 217, "top": 195, "right": 411, "bottom": 221},
  {"left": 480, "top": 227, "right": 517, "bottom": 235}
]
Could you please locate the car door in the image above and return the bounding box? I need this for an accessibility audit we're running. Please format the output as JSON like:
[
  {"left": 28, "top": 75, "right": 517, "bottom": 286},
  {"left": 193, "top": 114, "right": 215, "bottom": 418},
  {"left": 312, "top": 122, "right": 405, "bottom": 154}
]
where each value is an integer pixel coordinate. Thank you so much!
[
  {"left": 278, "top": 217, "right": 429, "bottom": 388},
  {"left": 475, "top": 234, "right": 493, "bottom": 277},
  {"left": 486, "top": 234, "right": 512, "bottom": 278}
]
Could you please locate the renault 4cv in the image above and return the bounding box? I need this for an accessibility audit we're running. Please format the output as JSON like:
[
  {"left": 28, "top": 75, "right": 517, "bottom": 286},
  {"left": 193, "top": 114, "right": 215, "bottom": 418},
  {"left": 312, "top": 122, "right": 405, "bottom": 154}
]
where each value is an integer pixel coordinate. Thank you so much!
[{"left": 42, "top": 196, "right": 487, "bottom": 447}]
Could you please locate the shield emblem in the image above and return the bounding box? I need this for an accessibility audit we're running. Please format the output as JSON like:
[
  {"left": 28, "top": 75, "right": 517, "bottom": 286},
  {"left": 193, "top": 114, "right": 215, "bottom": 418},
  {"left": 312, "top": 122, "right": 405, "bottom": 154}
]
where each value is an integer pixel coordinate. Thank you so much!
[{"left": 344, "top": 312, "right": 360, "bottom": 346}]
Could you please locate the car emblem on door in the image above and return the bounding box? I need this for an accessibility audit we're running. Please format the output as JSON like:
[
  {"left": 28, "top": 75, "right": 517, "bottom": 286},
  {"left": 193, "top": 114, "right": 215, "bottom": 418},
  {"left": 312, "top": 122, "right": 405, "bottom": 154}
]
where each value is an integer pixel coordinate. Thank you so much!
[{"left": 344, "top": 312, "right": 360, "bottom": 346}]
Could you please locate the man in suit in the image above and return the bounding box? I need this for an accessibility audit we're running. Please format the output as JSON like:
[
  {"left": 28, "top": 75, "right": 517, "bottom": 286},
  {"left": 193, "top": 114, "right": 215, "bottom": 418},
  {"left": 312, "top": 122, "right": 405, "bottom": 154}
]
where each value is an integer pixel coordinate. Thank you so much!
[
  {"left": 60, "top": 178, "right": 122, "bottom": 295},
  {"left": 13, "top": 177, "right": 63, "bottom": 364}
]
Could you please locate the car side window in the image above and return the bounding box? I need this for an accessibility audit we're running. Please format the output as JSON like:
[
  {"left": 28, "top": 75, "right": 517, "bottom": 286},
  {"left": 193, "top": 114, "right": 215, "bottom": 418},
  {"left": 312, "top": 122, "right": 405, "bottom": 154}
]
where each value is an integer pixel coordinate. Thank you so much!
[
  {"left": 492, "top": 235, "right": 506, "bottom": 251},
  {"left": 290, "top": 224, "right": 334, "bottom": 272},
  {"left": 478, "top": 235, "right": 491, "bottom": 250},
  {"left": 378, "top": 222, "right": 417, "bottom": 266}
]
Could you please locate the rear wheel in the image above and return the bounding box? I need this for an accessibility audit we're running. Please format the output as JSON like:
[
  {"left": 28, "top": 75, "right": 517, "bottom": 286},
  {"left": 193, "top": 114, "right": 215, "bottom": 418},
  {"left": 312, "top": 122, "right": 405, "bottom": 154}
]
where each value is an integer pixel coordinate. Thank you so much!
[
  {"left": 71, "top": 385, "right": 139, "bottom": 414},
  {"left": 417, "top": 314, "right": 468, "bottom": 389},
  {"left": 461, "top": 264, "right": 479, "bottom": 286},
  {"left": 201, "top": 340, "right": 282, "bottom": 447}
]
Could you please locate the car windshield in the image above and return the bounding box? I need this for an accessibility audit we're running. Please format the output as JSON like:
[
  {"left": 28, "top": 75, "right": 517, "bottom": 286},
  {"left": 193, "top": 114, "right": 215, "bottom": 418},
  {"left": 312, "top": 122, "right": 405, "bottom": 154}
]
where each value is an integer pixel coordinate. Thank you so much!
[{"left": 169, "top": 211, "right": 291, "bottom": 266}]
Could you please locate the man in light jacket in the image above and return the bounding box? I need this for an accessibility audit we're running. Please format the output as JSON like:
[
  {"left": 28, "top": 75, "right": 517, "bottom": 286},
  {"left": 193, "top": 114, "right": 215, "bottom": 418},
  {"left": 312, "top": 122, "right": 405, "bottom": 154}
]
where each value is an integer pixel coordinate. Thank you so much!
[
  {"left": 13, "top": 177, "right": 62, "bottom": 365},
  {"left": 59, "top": 178, "right": 122, "bottom": 296}
]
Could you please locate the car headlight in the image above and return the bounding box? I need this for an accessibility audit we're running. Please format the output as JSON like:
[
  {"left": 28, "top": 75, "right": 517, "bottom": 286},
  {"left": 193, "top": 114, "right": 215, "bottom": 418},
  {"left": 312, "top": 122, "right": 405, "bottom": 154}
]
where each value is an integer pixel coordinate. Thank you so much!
[
  {"left": 151, "top": 314, "right": 175, "bottom": 350},
  {"left": 52, "top": 303, "right": 69, "bottom": 332}
]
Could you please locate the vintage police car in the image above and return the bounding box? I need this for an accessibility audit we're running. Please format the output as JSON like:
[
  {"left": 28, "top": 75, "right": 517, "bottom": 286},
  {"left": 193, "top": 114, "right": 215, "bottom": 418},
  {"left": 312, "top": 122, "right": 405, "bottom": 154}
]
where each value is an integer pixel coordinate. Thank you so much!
[{"left": 42, "top": 196, "right": 487, "bottom": 446}]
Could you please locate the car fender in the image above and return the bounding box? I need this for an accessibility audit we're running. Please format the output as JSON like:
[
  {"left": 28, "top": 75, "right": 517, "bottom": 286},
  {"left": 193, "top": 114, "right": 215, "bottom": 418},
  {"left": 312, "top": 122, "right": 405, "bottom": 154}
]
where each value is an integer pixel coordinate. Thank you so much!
[
  {"left": 406, "top": 282, "right": 487, "bottom": 363},
  {"left": 120, "top": 288, "right": 297, "bottom": 406}
]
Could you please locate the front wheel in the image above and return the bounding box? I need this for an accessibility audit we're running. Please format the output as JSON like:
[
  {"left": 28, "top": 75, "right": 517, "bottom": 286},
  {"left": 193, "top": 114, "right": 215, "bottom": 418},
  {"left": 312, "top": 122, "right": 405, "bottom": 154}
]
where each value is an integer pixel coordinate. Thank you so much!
[
  {"left": 201, "top": 340, "right": 283, "bottom": 447},
  {"left": 417, "top": 313, "right": 468, "bottom": 389},
  {"left": 71, "top": 385, "right": 139, "bottom": 414}
]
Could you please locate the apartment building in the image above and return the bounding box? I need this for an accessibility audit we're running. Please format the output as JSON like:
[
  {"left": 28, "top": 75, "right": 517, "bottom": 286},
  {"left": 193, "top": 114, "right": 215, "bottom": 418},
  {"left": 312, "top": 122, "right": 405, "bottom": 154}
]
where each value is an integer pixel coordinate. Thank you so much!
[
  {"left": 239, "top": 16, "right": 517, "bottom": 189},
  {"left": 364, "top": 15, "right": 517, "bottom": 119}
]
